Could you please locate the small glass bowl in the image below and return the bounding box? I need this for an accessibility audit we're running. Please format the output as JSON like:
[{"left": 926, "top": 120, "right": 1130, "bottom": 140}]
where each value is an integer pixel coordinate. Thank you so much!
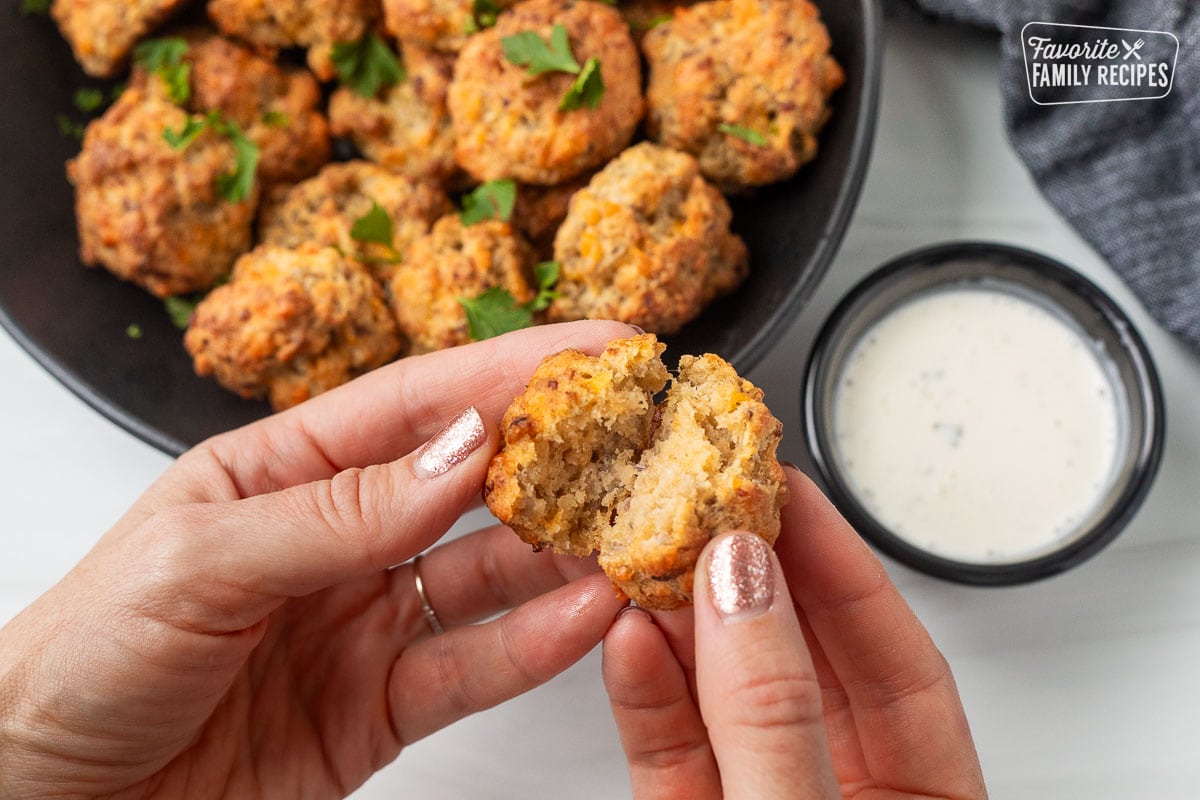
[{"left": 802, "top": 242, "right": 1165, "bottom": 585}]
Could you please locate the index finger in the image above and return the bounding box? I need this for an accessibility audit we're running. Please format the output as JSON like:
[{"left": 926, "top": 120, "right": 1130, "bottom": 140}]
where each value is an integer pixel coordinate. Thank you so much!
[
  {"left": 775, "top": 467, "right": 986, "bottom": 797},
  {"left": 195, "top": 320, "right": 639, "bottom": 496}
]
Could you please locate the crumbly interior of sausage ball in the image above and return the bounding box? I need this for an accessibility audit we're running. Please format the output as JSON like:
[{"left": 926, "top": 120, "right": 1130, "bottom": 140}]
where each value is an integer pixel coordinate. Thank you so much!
[
  {"left": 485, "top": 334, "right": 786, "bottom": 609},
  {"left": 484, "top": 335, "right": 668, "bottom": 557},
  {"left": 599, "top": 352, "right": 787, "bottom": 609}
]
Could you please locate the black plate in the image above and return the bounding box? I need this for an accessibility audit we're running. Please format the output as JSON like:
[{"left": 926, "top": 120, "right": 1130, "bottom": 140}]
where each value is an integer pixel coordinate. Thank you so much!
[{"left": 0, "top": 0, "right": 881, "bottom": 457}]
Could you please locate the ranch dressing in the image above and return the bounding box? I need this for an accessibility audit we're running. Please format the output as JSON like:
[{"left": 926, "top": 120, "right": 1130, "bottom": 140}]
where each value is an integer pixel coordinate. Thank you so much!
[{"left": 832, "top": 286, "right": 1123, "bottom": 564}]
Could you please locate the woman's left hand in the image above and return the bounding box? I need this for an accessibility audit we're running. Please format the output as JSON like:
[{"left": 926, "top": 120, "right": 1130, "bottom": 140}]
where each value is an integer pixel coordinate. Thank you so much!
[{"left": 0, "top": 320, "right": 637, "bottom": 800}]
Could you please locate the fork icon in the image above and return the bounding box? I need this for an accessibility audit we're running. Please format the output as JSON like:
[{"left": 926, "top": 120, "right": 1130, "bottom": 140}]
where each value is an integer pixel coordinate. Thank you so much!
[{"left": 1122, "top": 38, "right": 1145, "bottom": 60}]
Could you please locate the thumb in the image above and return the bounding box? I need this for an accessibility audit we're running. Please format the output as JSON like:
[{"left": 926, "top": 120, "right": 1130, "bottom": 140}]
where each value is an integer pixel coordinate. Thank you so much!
[
  {"left": 693, "top": 532, "right": 840, "bottom": 800},
  {"left": 133, "top": 405, "right": 492, "bottom": 631}
]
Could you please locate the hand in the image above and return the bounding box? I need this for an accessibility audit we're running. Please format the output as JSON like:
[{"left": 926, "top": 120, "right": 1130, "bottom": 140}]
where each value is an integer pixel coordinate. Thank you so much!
[
  {"left": 0, "top": 320, "right": 637, "bottom": 800},
  {"left": 602, "top": 468, "right": 988, "bottom": 799}
]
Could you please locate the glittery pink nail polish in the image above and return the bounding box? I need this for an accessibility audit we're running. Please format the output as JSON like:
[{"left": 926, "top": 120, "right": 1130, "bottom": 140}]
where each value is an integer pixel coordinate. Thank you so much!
[
  {"left": 412, "top": 406, "right": 487, "bottom": 479},
  {"left": 706, "top": 533, "right": 774, "bottom": 621}
]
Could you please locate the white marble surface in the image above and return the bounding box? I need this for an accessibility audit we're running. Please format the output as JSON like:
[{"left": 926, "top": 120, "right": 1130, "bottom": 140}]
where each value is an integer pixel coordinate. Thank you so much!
[{"left": 4, "top": 12, "right": 1200, "bottom": 799}]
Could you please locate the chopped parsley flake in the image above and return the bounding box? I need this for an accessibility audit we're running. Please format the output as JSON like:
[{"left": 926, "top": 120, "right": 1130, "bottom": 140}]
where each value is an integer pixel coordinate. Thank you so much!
[
  {"left": 559, "top": 56, "right": 603, "bottom": 111},
  {"left": 502, "top": 23, "right": 580, "bottom": 75},
  {"left": 73, "top": 87, "right": 105, "bottom": 113},
  {"left": 632, "top": 14, "right": 672, "bottom": 31},
  {"left": 214, "top": 119, "right": 259, "bottom": 203},
  {"left": 717, "top": 123, "right": 768, "bottom": 146},
  {"left": 460, "top": 286, "right": 533, "bottom": 341},
  {"left": 163, "top": 115, "right": 208, "bottom": 149},
  {"left": 133, "top": 37, "right": 191, "bottom": 105},
  {"left": 460, "top": 179, "right": 517, "bottom": 225},
  {"left": 458, "top": 260, "right": 560, "bottom": 341},
  {"left": 465, "top": 0, "right": 502, "bottom": 33},
  {"left": 261, "top": 110, "right": 289, "bottom": 128},
  {"left": 164, "top": 296, "right": 198, "bottom": 330},
  {"left": 55, "top": 113, "right": 84, "bottom": 141},
  {"left": 502, "top": 24, "right": 605, "bottom": 111},
  {"left": 349, "top": 202, "right": 403, "bottom": 263},
  {"left": 161, "top": 111, "right": 260, "bottom": 203},
  {"left": 331, "top": 33, "right": 405, "bottom": 98}
]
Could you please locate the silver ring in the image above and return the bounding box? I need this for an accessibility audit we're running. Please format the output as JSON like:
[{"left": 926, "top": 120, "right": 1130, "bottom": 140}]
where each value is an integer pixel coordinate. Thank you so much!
[{"left": 412, "top": 555, "right": 445, "bottom": 635}]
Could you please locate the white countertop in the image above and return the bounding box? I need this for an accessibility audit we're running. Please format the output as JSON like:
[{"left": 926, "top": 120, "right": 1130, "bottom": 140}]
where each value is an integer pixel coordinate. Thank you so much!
[{"left": 4, "top": 13, "right": 1200, "bottom": 799}]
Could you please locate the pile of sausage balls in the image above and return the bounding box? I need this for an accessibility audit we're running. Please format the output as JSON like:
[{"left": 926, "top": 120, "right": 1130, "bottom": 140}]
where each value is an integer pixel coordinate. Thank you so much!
[{"left": 57, "top": 0, "right": 842, "bottom": 410}]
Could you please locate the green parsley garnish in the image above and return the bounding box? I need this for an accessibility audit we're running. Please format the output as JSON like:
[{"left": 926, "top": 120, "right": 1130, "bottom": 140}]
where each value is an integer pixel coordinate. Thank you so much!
[
  {"left": 458, "top": 260, "right": 560, "bottom": 340},
  {"left": 527, "top": 260, "right": 561, "bottom": 312},
  {"left": 162, "top": 111, "right": 259, "bottom": 203},
  {"left": 164, "top": 296, "right": 198, "bottom": 330},
  {"left": 559, "top": 56, "right": 603, "bottom": 111},
  {"left": 133, "top": 37, "right": 191, "bottom": 105},
  {"left": 163, "top": 274, "right": 229, "bottom": 330},
  {"left": 332, "top": 33, "right": 405, "bottom": 98},
  {"left": 717, "top": 123, "right": 767, "bottom": 147},
  {"left": 349, "top": 202, "right": 403, "bottom": 263},
  {"left": 460, "top": 286, "right": 532, "bottom": 340},
  {"left": 55, "top": 113, "right": 84, "bottom": 141},
  {"left": 214, "top": 120, "right": 259, "bottom": 203},
  {"left": 460, "top": 179, "right": 517, "bottom": 225},
  {"left": 632, "top": 14, "right": 672, "bottom": 31},
  {"left": 501, "top": 24, "right": 605, "bottom": 110},
  {"left": 125, "top": 323, "right": 143, "bottom": 339},
  {"left": 465, "top": 0, "right": 502, "bottom": 33},
  {"left": 20, "top": 0, "right": 50, "bottom": 15},
  {"left": 261, "top": 110, "right": 288, "bottom": 128},
  {"left": 163, "top": 115, "right": 209, "bottom": 149},
  {"left": 73, "top": 87, "right": 105, "bottom": 113},
  {"left": 502, "top": 23, "right": 580, "bottom": 75}
]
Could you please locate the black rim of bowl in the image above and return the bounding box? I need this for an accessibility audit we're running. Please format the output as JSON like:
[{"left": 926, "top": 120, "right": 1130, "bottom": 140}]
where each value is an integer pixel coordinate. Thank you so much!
[{"left": 803, "top": 241, "right": 1167, "bottom": 586}]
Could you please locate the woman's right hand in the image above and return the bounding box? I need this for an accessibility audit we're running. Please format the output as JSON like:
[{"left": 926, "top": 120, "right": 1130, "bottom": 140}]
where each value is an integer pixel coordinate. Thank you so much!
[{"left": 602, "top": 468, "right": 988, "bottom": 799}]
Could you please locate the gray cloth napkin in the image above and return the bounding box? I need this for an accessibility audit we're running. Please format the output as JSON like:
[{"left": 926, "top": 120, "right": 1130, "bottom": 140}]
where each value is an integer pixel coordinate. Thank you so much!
[{"left": 904, "top": 0, "right": 1200, "bottom": 351}]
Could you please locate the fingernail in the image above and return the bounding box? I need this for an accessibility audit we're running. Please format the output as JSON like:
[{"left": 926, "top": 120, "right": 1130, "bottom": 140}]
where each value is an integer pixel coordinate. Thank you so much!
[
  {"left": 413, "top": 406, "right": 487, "bottom": 479},
  {"left": 781, "top": 461, "right": 801, "bottom": 472},
  {"left": 706, "top": 533, "right": 774, "bottom": 621},
  {"left": 628, "top": 325, "right": 647, "bottom": 335},
  {"left": 616, "top": 604, "right": 647, "bottom": 622}
]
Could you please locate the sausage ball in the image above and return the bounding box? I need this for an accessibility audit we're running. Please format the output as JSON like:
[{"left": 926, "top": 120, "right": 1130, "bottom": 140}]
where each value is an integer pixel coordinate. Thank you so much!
[
  {"left": 448, "top": 0, "right": 643, "bottom": 185},
  {"left": 600, "top": 347, "right": 787, "bottom": 608},
  {"left": 642, "top": 0, "right": 843, "bottom": 190},
  {"left": 259, "top": 161, "right": 452, "bottom": 282},
  {"left": 384, "top": 0, "right": 517, "bottom": 54},
  {"left": 66, "top": 87, "right": 258, "bottom": 298},
  {"left": 206, "top": 0, "right": 378, "bottom": 80},
  {"left": 486, "top": 334, "right": 669, "bottom": 559},
  {"left": 51, "top": 0, "right": 186, "bottom": 77},
  {"left": 135, "top": 32, "right": 330, "bottom": 185},
  {"left": 389, "top": 215, "right": 536, "bottom": 354},
  {"left": 184, "top": 243, "right": 402, "bottom": 410},
  {"left": 484, "top": 333, "right": 787, "bottom": 609},
  {"left": 328, "top": 46, "right": 464, "bottom": 188},
  {"left": 549, "top": 142, "right": 747, "bottom": 334}
]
